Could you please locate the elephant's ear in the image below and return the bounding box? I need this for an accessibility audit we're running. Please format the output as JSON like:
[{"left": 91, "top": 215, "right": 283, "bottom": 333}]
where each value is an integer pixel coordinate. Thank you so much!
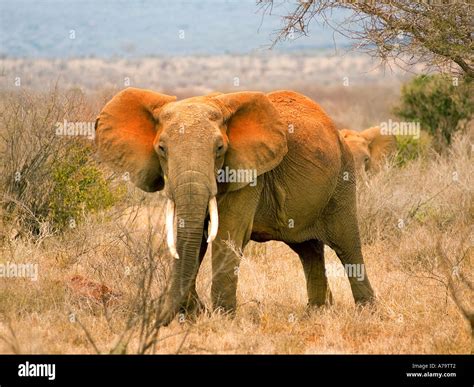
[
  {"left": 361, "top": 126, "right": 397, "bottom": 169},
  {"left": 95, "top": 88, "right": 176, "bottom": 192},
  {"left": 212, "top": 92, "right": 288, "bottom": 190}
]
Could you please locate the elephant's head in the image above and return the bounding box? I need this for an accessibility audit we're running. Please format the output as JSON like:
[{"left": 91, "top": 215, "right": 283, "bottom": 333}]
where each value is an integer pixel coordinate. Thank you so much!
[
  {"left": 340, "top": 126, "right": 397, "bottom": 173},
  {"left": 95, "top": 87, "right": 287, "bottom": 321}
]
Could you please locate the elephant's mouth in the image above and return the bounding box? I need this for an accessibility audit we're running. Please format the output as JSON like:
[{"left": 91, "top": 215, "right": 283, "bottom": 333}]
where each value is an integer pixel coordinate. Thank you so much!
[{"left": 165, "top": 196, "right": 219, "bottom": 259}]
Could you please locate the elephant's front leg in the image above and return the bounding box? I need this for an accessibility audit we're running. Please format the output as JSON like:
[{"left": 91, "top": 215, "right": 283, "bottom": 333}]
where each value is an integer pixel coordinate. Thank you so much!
[{"left": 211, "top": 184, "right": 261, "bottom": 314}]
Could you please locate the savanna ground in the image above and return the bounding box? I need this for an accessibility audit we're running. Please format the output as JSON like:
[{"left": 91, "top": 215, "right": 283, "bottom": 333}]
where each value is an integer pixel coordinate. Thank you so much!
[{"left": 0, "top": 55, "right": 472, "bottom": 354}]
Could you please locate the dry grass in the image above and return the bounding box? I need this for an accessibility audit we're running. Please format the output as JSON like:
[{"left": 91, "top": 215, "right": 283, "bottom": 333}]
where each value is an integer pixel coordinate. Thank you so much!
[{"left": 0, "top": 85, "right": 472, "bottom": 354}]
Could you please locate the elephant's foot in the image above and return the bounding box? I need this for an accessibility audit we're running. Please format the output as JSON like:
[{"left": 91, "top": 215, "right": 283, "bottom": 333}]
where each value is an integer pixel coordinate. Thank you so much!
[
  {"left": 211, "top": 281, "right": 238, "bottom": 318},
  {"left": 158, "top": 301, "right": 179, "bottom": 327},
  {"left": 178, "top": 293, "right": 207, "bottom": 322},
  {"left": 158, "top": 292, "right": 206, "bottom": 327},
  {"left": 211, "top": 294, "right": 237, "bottom": 318},
  {"left": 307, "top": 287, "right": 333, "bottom": 309},
  {"left": 354, "top": 294, "right": 377, "bottom": 309},
  {"left": 351, "top": 280, "right": 376, "bottom": 306}
]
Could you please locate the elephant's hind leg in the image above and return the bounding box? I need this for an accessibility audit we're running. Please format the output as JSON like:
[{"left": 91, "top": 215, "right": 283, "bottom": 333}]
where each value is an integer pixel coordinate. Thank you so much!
[
  {"left": 323, "top": 211, "right": 376, "bottom": 305},
  {"left": 287, "top": 239, "right": 333, "bottom": 307}
]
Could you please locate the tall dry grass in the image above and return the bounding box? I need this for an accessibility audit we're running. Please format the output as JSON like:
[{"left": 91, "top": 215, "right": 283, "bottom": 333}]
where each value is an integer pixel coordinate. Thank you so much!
[{"left": 0, "top": 88, "right": 471, "bottom": 354}]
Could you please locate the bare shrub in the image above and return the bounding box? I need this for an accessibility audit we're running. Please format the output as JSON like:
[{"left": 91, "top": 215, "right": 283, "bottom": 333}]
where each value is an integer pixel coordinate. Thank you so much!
[{"left": 0, "top": 88, "right": 120, "bottom": 237}]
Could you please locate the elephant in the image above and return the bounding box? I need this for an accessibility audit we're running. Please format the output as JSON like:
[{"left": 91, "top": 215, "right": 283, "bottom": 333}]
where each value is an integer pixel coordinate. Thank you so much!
[
  {"left": 95, "top": 87, "right": 376, "bottom": 324},
  {"left": 340, "top": 127, "right": 397, "bottom": 173}
]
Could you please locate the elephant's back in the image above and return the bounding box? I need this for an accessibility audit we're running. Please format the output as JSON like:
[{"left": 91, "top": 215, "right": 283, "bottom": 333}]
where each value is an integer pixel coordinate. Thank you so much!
[
  {"left": 267, "top": 90, "right": 332, "bottom": 124},
  {"left": 252, "top": 91, "right": 345, "bottom": 242},
  {"left": 267, "top": 90, "right": 342, "bottom": 168}
]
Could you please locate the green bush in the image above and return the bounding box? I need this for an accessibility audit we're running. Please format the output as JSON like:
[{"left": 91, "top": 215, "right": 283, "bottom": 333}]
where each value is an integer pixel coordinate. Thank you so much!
[
  {"left": 393, "top": 74, "right": 473, "bottom": 152},
  {"left": 395, "top": 132, "right": 432, "bottom": 167},
  {"left": 48, "top": 144, "right": 123, "bottom": 231},
  {"left": 0, "top": 89, "right": 123, "bottom": 237}
]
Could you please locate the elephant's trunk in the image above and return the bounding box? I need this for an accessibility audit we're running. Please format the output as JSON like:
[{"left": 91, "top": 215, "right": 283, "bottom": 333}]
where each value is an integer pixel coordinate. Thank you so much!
[{"left": 161, "top": 175, "right": 216, "bottom": 324}]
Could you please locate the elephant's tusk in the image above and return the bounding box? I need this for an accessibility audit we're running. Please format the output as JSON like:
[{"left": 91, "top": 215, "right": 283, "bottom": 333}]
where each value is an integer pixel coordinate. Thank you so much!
[
  {"left": 207, "top": 196, "right": 219, "bottom": 243},
  {"left": 166, "top": 199, "right": 179, "bottom": 259}
]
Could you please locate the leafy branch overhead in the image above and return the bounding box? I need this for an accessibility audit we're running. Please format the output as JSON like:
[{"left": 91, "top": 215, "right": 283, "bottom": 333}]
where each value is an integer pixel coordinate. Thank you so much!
[{"left": 259, "top": 1, "right": 473, "bottom": 78}]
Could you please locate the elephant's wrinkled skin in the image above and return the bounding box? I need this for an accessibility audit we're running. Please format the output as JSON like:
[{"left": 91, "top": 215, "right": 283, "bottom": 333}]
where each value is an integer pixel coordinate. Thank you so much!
[{"left": 95, "top": 88, "right": 376, "bottom": 324}]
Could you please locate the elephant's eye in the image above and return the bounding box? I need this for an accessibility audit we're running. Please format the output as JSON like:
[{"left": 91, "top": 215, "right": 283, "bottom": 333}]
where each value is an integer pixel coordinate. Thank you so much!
[
  {"left": 216, "top": 142, "right": 225, "bottom": 159},
  {"left": 216, "top": 142, "right": 225, "bottom": 158},
  {"left": 158, "top": 144, "right": 167, "bottom": 157}
]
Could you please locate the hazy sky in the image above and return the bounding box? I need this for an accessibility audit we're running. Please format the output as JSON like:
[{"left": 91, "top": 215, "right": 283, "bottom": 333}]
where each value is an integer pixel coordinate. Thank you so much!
[{"left": 0, "top": 0, "right": 351, "bottom": 57}]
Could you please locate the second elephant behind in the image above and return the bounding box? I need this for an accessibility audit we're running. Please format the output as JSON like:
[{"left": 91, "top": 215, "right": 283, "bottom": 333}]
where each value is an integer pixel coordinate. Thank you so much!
[{"left": 340, "top": 126, "right": 397, "bottom": 173}]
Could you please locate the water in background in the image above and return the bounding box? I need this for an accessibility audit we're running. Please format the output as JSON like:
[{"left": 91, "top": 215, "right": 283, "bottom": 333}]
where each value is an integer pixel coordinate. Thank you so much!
[{"left": 0, "top": 0, "right": 350, "bottom": 58}]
